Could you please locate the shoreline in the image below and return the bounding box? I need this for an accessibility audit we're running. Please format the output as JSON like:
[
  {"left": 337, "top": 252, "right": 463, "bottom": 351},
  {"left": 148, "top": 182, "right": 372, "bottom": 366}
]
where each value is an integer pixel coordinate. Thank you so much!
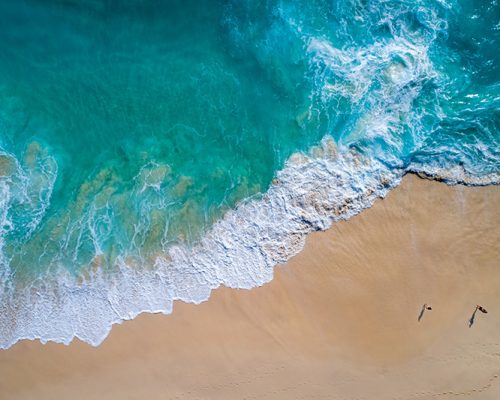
[
  {"left": 1, "top": 140, "right": 401, "bottom": 349},
  {"left": 1, "top": 174, "right": 499, "bottom": 399}
]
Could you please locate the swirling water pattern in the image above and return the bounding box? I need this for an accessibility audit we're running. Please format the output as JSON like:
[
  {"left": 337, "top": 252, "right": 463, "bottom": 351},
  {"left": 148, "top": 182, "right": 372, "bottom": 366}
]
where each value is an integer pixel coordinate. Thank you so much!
[{"left": 0, "top": 0, "right": 498, "bottom": 347}]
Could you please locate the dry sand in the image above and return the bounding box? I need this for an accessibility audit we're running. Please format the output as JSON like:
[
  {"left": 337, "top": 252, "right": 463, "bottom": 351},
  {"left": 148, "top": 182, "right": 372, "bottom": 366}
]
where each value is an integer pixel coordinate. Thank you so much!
[{"left": 0, "top": 174, "right": 499, "bottom": 400}]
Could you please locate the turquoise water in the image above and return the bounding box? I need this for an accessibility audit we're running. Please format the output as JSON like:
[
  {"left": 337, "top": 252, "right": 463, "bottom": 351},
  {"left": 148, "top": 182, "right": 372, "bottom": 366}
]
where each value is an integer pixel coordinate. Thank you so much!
[
  {"left": 0, "top": 0, "right": 323, "bottom": 278},
  {"left": 0, "top": 0, "right": 498, "bottom": 347}
]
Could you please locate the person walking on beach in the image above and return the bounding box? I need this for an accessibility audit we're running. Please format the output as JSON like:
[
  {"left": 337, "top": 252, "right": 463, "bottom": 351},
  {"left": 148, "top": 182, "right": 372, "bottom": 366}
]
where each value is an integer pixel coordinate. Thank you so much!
[
  {"left": 469, "top": 305, "right": 488, "bottom": 327},
  {"left": 477, "top": 305, "right": 488, "bottom": 314},
  {"left": 418, "top": 303, "right": 432, "bottom": 321}
]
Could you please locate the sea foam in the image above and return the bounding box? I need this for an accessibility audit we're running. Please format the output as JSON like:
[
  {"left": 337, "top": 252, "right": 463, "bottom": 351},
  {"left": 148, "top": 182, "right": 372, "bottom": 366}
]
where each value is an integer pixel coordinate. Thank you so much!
[
  {"left": 1, "top": 130, "right": 498, "bottom": 348},
  {"left": 1, "top": 0, "right": 499, "bottom": 349},
  {"left": 0, "top": 137, "right": 402, "bottom": 348}
]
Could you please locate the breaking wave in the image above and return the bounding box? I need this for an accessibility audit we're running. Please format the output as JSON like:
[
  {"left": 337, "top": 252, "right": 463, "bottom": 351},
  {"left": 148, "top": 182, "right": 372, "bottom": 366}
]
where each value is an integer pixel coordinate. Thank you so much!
[{"left": 0, "top": 0, "right": 498, "bottom": 348}]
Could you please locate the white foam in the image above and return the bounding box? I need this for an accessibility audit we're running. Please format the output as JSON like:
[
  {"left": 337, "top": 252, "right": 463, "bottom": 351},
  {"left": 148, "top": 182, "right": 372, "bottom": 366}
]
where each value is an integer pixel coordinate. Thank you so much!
[
  {"left": 0, "top": 137, "right": 402, "bottom": 348},
  {"left": 2, "top": 23, "right": 498, "bottom": 348},
  {"left": 0, "top": 145, "right": 58, "bottom": 244},
  {"left": 307, "top": 36, "right": 435, "bottom": 102},
  {"left": 407, "top": 162, "right": 500, "bottom": 186},
  {"left": 0, "top": 180, "right": 12, "bottom": 283},
  {"left": 306, "top": 35, "right": 439, "bottom": 160}
]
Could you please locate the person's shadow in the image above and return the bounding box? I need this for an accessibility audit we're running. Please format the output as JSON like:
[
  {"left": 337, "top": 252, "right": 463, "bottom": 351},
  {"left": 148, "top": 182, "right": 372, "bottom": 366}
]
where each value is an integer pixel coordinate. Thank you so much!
[
  {"left": 468, "top": 307, "right": 478, "bottom": 328},
  {"left": 418, "top": 304, "right": 427, "bottom": 322}
]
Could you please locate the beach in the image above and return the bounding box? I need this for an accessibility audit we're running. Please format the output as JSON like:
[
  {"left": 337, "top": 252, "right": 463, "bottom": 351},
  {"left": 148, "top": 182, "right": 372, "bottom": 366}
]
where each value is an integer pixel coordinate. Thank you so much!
[{"left": 0, "top": 174, "right": 499, "bottom": 400}]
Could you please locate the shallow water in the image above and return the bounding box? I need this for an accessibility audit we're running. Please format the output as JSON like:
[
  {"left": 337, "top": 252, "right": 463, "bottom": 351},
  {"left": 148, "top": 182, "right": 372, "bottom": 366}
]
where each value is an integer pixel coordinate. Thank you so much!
[{"left": 0, "top": 0, "right": 498, "bottom": 347}]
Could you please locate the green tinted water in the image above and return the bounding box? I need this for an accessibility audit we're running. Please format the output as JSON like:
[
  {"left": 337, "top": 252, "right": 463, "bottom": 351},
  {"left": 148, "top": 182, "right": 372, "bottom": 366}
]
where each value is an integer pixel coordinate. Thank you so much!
[
  {"left": 0, "top": 0, "right": 498, "bottom": 281},
  {"left": 0, "top": 0, "right": 322, "bottom": 277}
]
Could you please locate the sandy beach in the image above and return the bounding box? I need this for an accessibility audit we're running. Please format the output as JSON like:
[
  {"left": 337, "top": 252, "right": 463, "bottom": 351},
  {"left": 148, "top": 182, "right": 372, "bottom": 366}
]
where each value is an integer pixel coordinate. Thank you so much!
[{"left": 0, "top": 174, "right": 499, "bottom": 400}]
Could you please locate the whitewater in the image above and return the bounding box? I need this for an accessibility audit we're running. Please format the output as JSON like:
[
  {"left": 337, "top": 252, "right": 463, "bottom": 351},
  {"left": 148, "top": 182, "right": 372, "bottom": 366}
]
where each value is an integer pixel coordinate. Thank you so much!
[{"left": 1, "top": 0, "right": 499, "bottom": 348}]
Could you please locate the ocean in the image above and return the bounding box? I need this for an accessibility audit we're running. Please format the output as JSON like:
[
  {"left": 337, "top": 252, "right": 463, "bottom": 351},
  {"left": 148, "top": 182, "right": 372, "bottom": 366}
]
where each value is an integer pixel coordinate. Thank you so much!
[{"left": 0, "top": 0, "right": 498, "bottom": 348}]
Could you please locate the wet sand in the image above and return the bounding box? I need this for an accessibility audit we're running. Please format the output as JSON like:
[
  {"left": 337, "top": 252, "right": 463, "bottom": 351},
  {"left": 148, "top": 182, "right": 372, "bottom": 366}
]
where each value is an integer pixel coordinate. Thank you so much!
[{"left": 0, "top": 174, "right": 499, "bottom": 399}]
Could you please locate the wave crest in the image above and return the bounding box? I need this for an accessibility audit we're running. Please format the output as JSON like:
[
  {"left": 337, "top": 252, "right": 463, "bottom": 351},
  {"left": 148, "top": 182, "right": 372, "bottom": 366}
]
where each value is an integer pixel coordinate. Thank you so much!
[{"left": 0, "top": 137, "right": 400, "bottom": 348}]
